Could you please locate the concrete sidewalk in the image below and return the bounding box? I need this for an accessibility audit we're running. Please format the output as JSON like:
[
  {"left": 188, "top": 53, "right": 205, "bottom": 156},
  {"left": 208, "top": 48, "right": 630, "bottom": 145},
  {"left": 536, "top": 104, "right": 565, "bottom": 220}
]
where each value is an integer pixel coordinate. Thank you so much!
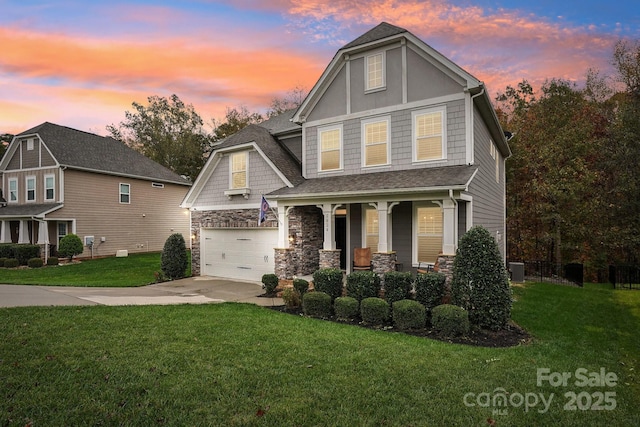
[{"left": 0, "top": 276, "right": 283, "bottom": 308}]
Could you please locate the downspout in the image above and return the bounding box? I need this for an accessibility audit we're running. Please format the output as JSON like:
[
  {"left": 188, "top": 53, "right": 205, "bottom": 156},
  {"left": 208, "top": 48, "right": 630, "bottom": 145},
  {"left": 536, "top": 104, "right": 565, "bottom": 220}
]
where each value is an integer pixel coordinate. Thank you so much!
[
  {"left": 449, "top": 189, "right": 458, "bottom": 249},
  {"left": 468, "top": 88, "right": 485, "bottom": 165}
]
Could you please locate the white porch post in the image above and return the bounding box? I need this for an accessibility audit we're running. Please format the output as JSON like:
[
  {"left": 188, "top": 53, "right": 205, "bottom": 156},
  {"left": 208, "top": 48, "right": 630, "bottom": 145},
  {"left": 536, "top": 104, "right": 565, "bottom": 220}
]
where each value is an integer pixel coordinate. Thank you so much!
[
  {"left": 18, "top": 220, "right": 29, "bottom": 244},
  {"left": 376, "top": 201, "right": 389, "bottom": 253},
  {"left": 37, "top": 220, "right": 48, "bottom": 245},
  {"left": 442, "top": 199, "right": 457, "bottom": 255},
  {"left": 319, "top": 203, "right": 335, "bottom": 250},
  {"left": 277, "top": 205, "right": 289, "bottom": 248},
  {"left": 0, "top": 220, "right": 5, "bottom": 243}
]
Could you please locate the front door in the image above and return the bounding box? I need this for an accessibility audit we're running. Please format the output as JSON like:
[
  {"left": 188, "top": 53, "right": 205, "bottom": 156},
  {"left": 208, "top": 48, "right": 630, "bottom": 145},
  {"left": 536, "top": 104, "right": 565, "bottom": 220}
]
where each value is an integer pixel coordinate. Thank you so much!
[{"left": 335, "top": 215, "right": 347, "bottom": 270}]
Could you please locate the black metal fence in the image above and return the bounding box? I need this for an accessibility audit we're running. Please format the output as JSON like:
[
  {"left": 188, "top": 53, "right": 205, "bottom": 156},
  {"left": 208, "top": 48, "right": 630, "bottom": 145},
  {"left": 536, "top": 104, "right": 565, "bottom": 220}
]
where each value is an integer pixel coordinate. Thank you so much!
[
  {"left": 522, "top": 261, "right": 584, "bottom": 287},
  {"left": 609, "top": 265, "right": 640, "bottom": 290}
]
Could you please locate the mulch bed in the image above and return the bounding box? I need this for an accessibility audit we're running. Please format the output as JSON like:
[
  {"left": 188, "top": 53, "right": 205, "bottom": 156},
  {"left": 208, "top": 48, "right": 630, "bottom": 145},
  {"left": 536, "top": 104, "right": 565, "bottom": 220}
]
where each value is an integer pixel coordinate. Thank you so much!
[{"left": 264, "top": 303, "right": 531, "bottom": 348}]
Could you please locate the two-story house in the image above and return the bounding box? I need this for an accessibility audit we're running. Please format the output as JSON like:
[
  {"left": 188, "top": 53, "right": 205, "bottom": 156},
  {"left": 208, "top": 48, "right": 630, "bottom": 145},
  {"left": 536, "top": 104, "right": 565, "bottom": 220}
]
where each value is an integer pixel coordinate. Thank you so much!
[
  {"left": 181, "top": 22, "right": 510, "bottom": 282},
  {"left": 0, "top": 122, "right": 191, "bottom": 258}
]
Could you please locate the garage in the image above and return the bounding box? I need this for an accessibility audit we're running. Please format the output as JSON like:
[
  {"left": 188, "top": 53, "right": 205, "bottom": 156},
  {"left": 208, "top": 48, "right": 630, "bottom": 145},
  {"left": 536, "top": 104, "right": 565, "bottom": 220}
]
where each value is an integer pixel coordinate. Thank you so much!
[{"left": 200, "top": 228, "right": 278, "bottom": 282}]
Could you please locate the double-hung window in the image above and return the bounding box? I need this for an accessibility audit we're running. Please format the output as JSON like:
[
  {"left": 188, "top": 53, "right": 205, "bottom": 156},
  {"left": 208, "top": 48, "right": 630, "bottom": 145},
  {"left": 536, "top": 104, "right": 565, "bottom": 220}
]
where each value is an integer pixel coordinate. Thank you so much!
[
  {"left": 490, "top": 142, "right": 499, "bottom": 183},
  {"left": 318, "top": 125, "right": 342, "bottom": 172},
  {"left": 8, "top": 178, "right": 18, "bottom": 202},
  {"left": 364, "top": 207, "right": 379, "bottom": 253},
  {"left": 413, "top": 107, "right": 446, "bottom": 162},
  {"left": 44, "top": 175, "right": 55, "bottom": 201},
  {"left": 26, "top": 176, "right": 36, "bottom": 202},
  {"left": 362, "top": 117, "right": 390, "bottom": 167},
  {"left": 230, "top": 152, "right": 248, "bottom": 189},
  {"left": 415, "top": 205, "right": 443, "bottom": 264},
  {"left": 119, "top": 183, "right": 130, "bottom": 204},
  {"left": 366, "top": 52, "right": 385, "bottom": 91}
]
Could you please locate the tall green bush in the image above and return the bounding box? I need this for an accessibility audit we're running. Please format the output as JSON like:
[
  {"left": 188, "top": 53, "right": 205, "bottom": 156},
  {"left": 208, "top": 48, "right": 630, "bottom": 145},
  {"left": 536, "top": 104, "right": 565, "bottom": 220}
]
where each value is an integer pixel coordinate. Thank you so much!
[
  {"left": 415, "top": 272, "right": 446, "bottom": 311},
  {"left": 161, "top": 233, "right": 188, "bottom": 280},
  {"left": 346, "top": 271, "right": 381, "bottom": 301},
  {"left": 450, "top": 226, "right": 512, "bottom": 330},
  {"left": 312, "top": 268, "right": 343, "bottom": 300},
  {"left": 58, "top": 234, "right": 84, "bottom": 261},
  {"left": 383, "top": 271, "right": 413, "bottom": 304},
  {"left": 14, "top": 245, "right": 40, "bottom": 265}
]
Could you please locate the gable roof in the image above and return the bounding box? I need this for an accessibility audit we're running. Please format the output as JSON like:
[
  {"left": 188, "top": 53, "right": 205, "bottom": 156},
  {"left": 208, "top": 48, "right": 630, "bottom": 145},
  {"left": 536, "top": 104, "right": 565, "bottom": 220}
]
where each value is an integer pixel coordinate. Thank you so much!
[
  {"left": 4, "top": 122, "right": 190, "bottom": 186},
  {"left": 342, "top": 22, "right": 408, "bottom": 49}
]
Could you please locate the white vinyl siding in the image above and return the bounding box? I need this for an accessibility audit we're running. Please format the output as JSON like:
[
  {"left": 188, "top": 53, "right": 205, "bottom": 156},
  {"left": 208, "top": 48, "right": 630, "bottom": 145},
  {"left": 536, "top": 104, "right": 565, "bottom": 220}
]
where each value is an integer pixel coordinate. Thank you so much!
[
  {"left": 318, "top": 124, "right": 342, "bottom": 172},
  {"left": 26, "top": 176, "right": 36, "bottom": 202},
  {"left": 362, "top": 117, "right": 390, "bottom": 167},
  {"left": 413, "top": 107, "right": 446, "bottom": 162},
  {"left": 415, "top": 206, "right": 443, "bottom": 264},
  {"left": 119, "top": 183, "right": 130, "bottom": 204},
  {"left": 366, "top": 52, "right": 385, "bottom": 91},
  {"left": 230, "top": 152, "right": 248, "bottom": 189},
  {"left": 44, "top": 174, "right": 55, "bottom": 201},
  {"left": 8, "top": 178, "right": 18, "bottom": 202},
  {"left": 364, "top": 207, "right": 379, "bottom": 253}
]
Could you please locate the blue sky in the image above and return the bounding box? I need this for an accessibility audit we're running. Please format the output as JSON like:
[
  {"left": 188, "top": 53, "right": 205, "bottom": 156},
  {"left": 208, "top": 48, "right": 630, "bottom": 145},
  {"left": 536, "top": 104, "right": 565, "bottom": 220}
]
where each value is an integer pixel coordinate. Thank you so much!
[{"left": 1, "top": 0, "right": 637, "bottom": 135}]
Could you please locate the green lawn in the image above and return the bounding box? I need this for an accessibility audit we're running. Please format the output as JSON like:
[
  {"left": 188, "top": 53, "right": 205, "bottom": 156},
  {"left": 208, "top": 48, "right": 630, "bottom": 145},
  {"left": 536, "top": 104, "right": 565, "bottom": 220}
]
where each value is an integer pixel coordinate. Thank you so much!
[
  {"left": 0, "top": 282, "right": 638, "bottom": 426},
  {"left": 0, "top": 252, "right": 190, "bottom": 287}
]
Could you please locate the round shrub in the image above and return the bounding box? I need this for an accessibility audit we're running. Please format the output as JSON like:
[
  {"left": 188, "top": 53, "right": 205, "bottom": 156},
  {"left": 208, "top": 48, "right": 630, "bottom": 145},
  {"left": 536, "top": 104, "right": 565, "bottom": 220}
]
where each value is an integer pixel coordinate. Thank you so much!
[
  {"left": 431, "top": 304, "right": 470, "bottom": 337},
  {"left": 282, "top": 287, "right": 301, "bottom": 309},
  {"left": 14, "top": 245, "right": 40, "bottom": 265},
  {"left": 312, "top": 268, "right": 344, "bottom": 301},
  {"left": 334, "top": 296, "right": 359, "bottom": 320},
  {"left": 451, "top": 226, "right": 512, "bottom": 330},
  {"left": 0, "top": 258, "right": 6, "bottom": 267},
  {"left": 27, "top": 257, "right": 44, "bottom": 268},
  {"left": 47, "top": 257, "right": 59, "bottom": 266},
  {"left": 383, "top": 271, "right": 413, "bottom": 304},
  {"left": 161, "top": 233, "right": 188, "bottom": 280},
  {"left": 58, "top": 234, "right": 84, "bottom": 260},
  {"left": 415, "top": 272, "right": 447, "bottom": 311},
  {"left": 392, "top": 299, "right": 426, "bottom": 330},
  {"left": 261, "top": 274, "right": 279, "bottom": 294},
  {"left": 4, "top": 258, "right": 19, "bottom": 268},
  {"left": 360, "top": 297, "right": 389, "bottom": 325},
  {"left": 303, "top": 291, "right": 332, "bottom": 318},
  {"left": 293, "top": 278, "right": 309, "bottom": 296},
  {"left": 346, "top": 271, "right": 381, "bottom": 301}
]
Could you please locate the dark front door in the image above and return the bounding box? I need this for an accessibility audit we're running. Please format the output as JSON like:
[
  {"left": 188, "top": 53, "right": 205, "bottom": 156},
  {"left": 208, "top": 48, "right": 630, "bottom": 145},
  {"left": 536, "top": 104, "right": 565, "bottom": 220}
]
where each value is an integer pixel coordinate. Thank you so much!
[
  {"left": 9, "top": 221, "right": 19, "bottom": 243},
  {"left": 336, "top": 215, "right": 347, "bottom": 269}
]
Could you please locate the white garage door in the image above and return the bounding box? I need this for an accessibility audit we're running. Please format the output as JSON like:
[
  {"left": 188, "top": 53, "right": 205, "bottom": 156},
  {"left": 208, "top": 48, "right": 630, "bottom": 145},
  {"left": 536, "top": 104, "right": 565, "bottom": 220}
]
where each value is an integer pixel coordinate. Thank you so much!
[{"left": 201, "top": 228, "right": 278, "bottom": 281}]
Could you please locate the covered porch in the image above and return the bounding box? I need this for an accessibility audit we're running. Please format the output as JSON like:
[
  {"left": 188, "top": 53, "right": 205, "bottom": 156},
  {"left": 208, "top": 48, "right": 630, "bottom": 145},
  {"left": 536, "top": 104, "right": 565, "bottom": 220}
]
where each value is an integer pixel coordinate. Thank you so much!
[{"left": 0, "top": 203, "right": 67, "bottom": 257}]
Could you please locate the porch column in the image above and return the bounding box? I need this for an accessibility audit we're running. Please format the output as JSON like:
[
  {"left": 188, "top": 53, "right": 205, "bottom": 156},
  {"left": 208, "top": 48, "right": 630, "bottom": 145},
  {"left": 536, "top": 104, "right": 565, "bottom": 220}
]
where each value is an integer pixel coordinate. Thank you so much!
[
  {"left": 18, "top": 220, "right": 29, "bottom": 244},
  {"left": 374, "top": 201, "right": 389, "bottom": 252},
  {"left": 277, "top": 205, "right": 290, "bottom": 248},
  {"left": 0, "top": 220, "right": 5, "bottom": 243},
  {"left": 37, "top": 220, "right": 48, "bottom": 245},
  {"left": 442, "top": 199, "right": 457, "bottom": 255},
  {"left": 318, "top": 203, "right": 336, "bottom": 250}
]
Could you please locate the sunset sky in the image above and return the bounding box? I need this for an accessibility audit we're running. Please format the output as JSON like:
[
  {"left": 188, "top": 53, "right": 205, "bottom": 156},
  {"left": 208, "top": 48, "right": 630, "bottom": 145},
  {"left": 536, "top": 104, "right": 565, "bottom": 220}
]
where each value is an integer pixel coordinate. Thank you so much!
[{"left": 1, "top": 0, "right": 638, "bottom": 136}]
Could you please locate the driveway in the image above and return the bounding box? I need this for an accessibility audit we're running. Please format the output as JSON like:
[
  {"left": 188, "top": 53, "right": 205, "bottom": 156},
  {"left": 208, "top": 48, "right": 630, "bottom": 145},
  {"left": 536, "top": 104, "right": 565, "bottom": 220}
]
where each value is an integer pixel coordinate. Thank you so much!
[{"left": 0, "top": 276, "right": 283, "bottom": 308}]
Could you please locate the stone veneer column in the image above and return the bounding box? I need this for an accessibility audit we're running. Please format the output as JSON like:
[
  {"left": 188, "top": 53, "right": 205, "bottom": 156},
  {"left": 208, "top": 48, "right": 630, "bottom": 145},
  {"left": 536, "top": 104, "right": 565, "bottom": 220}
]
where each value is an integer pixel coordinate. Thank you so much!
[
  {"left": 436, "top": 254, "right": 456, "bottom": 299},
  {"left": 372, "top": 252, "right": 397, "bottom": 275},
  {"left": 274, "top": 248, "right": 295, "bottom": 279},
  {"left": 318, "top": 249, "right": 341, "bottom": 269}
]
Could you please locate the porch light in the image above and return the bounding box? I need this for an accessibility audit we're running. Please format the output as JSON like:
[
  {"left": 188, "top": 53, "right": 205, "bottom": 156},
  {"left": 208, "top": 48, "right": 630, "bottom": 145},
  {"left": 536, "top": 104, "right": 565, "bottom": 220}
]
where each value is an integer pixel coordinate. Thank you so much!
[{"left": 288, "top": 234, "right": 296, "bottom": 244}]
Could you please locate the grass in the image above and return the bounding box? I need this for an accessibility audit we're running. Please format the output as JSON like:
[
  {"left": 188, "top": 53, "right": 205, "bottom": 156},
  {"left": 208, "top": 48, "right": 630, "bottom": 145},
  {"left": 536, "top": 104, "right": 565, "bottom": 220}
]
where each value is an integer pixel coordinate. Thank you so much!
[
  {"left": 0, "top": 282, "right": 638, "bottom": 426},
  {"left": 0, "top": 252, "right": 190, "bottom": 287}
]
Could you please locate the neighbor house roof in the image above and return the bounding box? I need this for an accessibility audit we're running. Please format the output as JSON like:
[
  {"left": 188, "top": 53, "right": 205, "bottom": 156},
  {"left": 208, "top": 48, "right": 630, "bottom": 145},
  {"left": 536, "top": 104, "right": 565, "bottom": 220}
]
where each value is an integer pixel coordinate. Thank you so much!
[
  {"left": 9, "top": 122, "right": 191, "bottom": 186},
  {"left": 257, "top": 109, "right": 300, "bottom": 135},
  {"left": 267, "top": 165, "right": 477, "bottom": 200}
]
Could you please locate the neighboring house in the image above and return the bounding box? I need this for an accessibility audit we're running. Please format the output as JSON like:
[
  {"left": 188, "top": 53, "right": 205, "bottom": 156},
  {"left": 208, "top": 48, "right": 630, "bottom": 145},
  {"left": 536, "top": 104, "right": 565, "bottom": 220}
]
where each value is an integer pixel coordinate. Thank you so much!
[
  {"left": 181, "top": 22, "right": 511, "bottom": 282},
  {"left": 0, "top": 122, "right": 191, "bottom": 258}
]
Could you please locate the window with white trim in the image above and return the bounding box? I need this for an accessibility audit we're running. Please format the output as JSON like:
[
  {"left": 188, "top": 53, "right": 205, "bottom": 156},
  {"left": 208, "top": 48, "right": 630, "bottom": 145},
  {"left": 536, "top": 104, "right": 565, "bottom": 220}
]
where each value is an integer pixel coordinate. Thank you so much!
[
  {"left": 8, "top": 178, "right": 18, "bottom": 202},
  {"left": 26, "top": 139, "right": 34, "bottom": 151},
  {"left": 119, "top": 183, "right": 130, "bottom": 204},
  {"left": 57, "top": 222, "right": 67, "bottom": 246},
  {"left": 318, "top": 125, "right": 342, "bottom": 172},
  {"left": 230, "top": 152, "right": 248, "bottom": 189},
  {"left": 366, "top": 52, "right": 385, "bottom": 91},
  {"left": 490, "top": 141, "right": 499, "bottom": 183},
  {"left": 45, "top": 175, "right": 55, "bottom": 201},
  {"left": 26, "top": 176, "right": 36, "bottom": 202},
  {"left": 413, "top": 107, "right": 446, "bottom": 162},
  {"left": 415, "top": 205, "right": 443, "bottom": 264},
  {"left": 364, "top": 207, "right": 379, "bottom": 253},
  {"left": 362, "top": 117, "right": 390, "bottom": 167}
]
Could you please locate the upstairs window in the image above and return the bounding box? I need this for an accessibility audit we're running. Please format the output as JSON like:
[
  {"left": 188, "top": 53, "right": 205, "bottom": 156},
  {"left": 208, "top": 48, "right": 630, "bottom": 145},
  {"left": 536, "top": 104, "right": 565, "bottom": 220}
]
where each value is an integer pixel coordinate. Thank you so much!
[
  {"left": 413, "top": 107, "right": 446, "bottom": 162},
  {"left": 490, "top": 142, "right": 500, "bottom": 183},
  {"left": 366, "top": 52, "right": 385, "bottom": 91},
  {"left": 8, "top": 178, "right": 18, "bottom": 202},
  {"left": 119, "top": 183, "right": 130, "bottom": 204},
  {"left": 45, "top": 175, "right": 55, "bottom": 201},
  {"left": 26, "top": 139, "right": 34, "bottom": 151},
  {"left": 26, "top": 176, "right": 36, "bottom": 202},
  {"left": 363, "top": 117, "right": 390, "bottom": 167},
  {"left": 230, "top": 152, "right": 248, "bottom": 189},
  {"left": 318, "top": 125, "right": 342, "bottom": 172}
]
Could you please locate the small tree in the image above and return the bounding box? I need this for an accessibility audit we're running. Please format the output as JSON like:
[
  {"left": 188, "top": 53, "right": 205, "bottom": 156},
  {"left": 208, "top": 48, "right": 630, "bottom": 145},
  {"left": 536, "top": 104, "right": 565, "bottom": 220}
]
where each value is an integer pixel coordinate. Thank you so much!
[
  {"left": 58, "top": 234, "right": 84, "bottom": 261},
  {"left": 451, "top": 226, "right": 512, "bottom": 330},
  {"left": 161, "top": 233, "right": 188, "bottom": 280}
]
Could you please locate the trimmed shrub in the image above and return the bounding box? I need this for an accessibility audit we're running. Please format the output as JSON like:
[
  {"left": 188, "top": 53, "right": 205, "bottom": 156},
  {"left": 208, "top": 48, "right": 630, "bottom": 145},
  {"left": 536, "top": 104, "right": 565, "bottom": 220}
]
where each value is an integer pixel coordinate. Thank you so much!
[
  {"left": 0, "top": 258, "right": 6, "bottom": 267},
  {"left": 303, "top": 291, "right": 332, "bottom": 317},
  {"left": 392, "top": 299, "right": 426, "bottom": 330},
  {"left": 334, "top": 296, "right": 359, "bottom": 320},
  {"left": 4, "top": 258, "right": 19, "bottom": 268},
  {"left": 161, "top": 233, "right": 188, "bottom": 280},
  {"left": 14, "top": 245, "right": 40, "bottom": 265},
  {"left": 415, "top": 272, "right": 447, "bottom": 311},
  {"left": 27, "top": 257, "right": 44, "bottom": 268},
  {"left": 312, "top": 268, "right": 344, "bottom": 301},
  {"left": 261, "top": 274, "right": 279, "bottom": 294},
  {"left": 58, "top": 234, "right": 84, "bottom": 261},
  {"left": 282, "top": 287, "right": 301, "bottom": 309},
  {"left": 431, "top": 304, "right": 470, "bottom": 337},
  {"left": 293, "top": 278, "right": 309, "bottom": 296},
  {"left": 47, "top": 257, "right": 59, "bottom": 266},
  {"left": 0, "top": 243, "right": 14, "bottom": 259},
  {"left": 383, "top": 271, "right": 413, "bottom": 304},
  {"left": 346, "top": 271, "right": 381, "bottom": 302},
  {"left": 451, "top": 226, "right": 512, "bottom": 330},
  {"left": 360, "top": 297, "right": 389, "bottom": 325}
]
